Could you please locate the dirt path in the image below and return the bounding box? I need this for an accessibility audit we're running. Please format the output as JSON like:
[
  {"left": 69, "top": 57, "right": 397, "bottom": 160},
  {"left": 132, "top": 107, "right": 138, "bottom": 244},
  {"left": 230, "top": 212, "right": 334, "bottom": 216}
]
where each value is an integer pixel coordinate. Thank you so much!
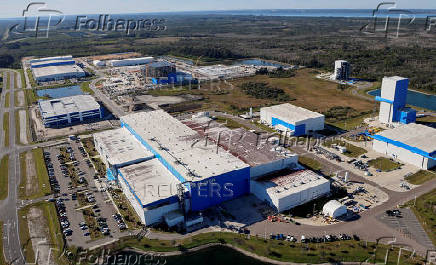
[{"left": 27, "top": 207, "right": 55, "bottom": 265}]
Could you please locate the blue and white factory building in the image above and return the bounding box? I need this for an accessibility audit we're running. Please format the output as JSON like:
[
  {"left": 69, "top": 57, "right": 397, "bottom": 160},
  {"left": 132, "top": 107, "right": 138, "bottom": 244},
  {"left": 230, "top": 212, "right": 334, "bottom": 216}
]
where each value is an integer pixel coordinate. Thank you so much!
[
  {"left": 260, "top": 103, "right": 325, "bottom": 136},
  {"left": 93, "top": 110, "right": 328, "bottom": 227},
  {"left": 38, "top": 95, "right": 102, "bottom": 127}
]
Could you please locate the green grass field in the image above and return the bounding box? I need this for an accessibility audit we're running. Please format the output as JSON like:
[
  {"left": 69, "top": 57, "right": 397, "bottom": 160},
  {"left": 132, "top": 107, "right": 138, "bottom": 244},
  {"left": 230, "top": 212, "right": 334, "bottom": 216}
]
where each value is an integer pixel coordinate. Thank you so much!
[
  {"left": 26, "top": 69, "right": 37, "bottom": 88},
  {"left": 406, "top": 189, "right": 436, "bottom": 246},
  {"left": 215, "top": 116, "right": 250, "bottom": 130},
  {"left": 3, "top": 112, "right": 9, "bottom": 147},
  {"left": 18, "top": 69, "right": 26, "bottom": 88},
  {"left": 24, "top": 89, "right": 37, "bottom": 106},
  {"left": 74, "top": 232, "right": 424, "bottom": 265},
  {"left": 298, "top": 155, "right": 322, "bottom": 171},
  {"left": 80, "top": 81, "right": 94, "bottom": 95},
  {"left": 31, "top": 148, "right": 52, "bottom": 197},
  {"left": 5, "top": 72, "right": 10, "bottom": 90},
  {"left": 368, "top": 157, "right": 402, "bottom": 172},
  {"left": 0, "top": 156, "right": 8, "bottom": 200},
  {"left": 4, "top": 92, "right": 9, "bottom": 108},
  {"left": 323, "top": 139, "right": 367, "bottom": 158},
  {"left": 405, "top": 170, "right": 436, "bottom": 185}
]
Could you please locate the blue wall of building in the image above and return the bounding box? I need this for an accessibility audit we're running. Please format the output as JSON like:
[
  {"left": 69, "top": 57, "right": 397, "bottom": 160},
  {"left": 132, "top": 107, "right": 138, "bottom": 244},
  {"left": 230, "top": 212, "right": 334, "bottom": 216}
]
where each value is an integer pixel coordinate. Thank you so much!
[
  {"left": 190, "top": 167, "right": 250, "bottom": 211},
  {"left": 271, "top": 117, "right": 306, "bottom": 136},
  {"left": 31, "top": 60, "right": 75, "bottom": 68},
  {"left": 399, "top": 109, "right": 417, "bottom": 124}
]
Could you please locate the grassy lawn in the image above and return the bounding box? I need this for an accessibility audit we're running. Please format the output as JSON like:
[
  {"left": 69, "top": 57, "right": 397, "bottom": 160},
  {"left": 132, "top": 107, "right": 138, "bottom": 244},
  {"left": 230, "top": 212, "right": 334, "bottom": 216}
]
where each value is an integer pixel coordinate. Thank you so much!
[
  {"left": 81, "top": 138, "right": 99, "bottom": 157},
  {"left": 82, "top": 208, "right": 104, "bottom": 240},
  {"left": 215, "top": 116, "right": 250, "bottom": 130},
  {"left": 368, "top": 157, "right": 403, "bottom": 172},
  {"left": 17, "top": 206, "right": 35, "bottom": 263},
  {"left": 73, "top": 232, "right": 424, "bottom": 265},
  {"left": 0, "top": 156, "right": 8, "bottom": 200},
  {"left": 323, "top": 139, "right": 367, "bottom": 158},
  {"left": 24, "top": 89, "right": 38, "bottom": 106},
  {"left": 147, "top": 69, "right": 374, "bottom": 116},
  {"left": 18, "top": 69, "right": 26, "bottom": 88},
  {"left": 0, "top": 221, "right": 6, "bottom": 265},
  {"left": 406, "top": 189, "right": 436, "bottom": 246},
  {"left": 109, "top": 188, "right": 142, "bottom": 229},
  {"left": 26, "top": 68, "right": 37, "bottom": 88},
  {"left": 252, "top": 121, "right": 277, "bottom": 133},
  {"left": 405, "top": 170, "right": 436, "bottom": 185},
  {"left": 14, "top": 72, "right": 19, "bottom": 89},
  {"left": 3, "top": 112, "right": 9, "bottom": 147},
  {"left": 32, "top": 148, "right": 51, "bottom": 197},
  {"left": 80, "top": 81, "right": 94, "bottom": 95},
  {"left": 327, "top": 113, "right": 373, "bottom": 131},
  {"left": 4, "top": 92, "right": 9, "bottom": 108},
  {"left": 298, "top": 155, "right": 321, "bottom": 171},
  {"left": 5, "top": 72, "right": 10, "bottom": 89}
]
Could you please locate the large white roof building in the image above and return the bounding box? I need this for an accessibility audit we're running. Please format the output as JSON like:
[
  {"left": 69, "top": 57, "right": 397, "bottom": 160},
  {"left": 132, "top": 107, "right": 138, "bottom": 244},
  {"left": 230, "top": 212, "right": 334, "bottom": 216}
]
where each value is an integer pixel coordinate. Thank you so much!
[
  {"left": 371, "top": 123, "right": 436, "bottom": 169},
  {"left": 38, "top": 95, "right": 101, "bottom": 127},
  {"left": 260, "top": 103, "right": 325, "bottom": 136}
]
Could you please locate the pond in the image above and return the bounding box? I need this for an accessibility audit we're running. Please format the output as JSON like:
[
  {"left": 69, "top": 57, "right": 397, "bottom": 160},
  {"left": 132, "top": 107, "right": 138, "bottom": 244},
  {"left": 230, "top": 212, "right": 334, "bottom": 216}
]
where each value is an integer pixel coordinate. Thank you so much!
[
  {"left": 368, "top": 89, "right": 436, "bottom": 111},
  {"left": 116, "top": 246, "right": 272, "bottom": 265},
  {"left": 36, "top": 85, "right": 83, "bottom": 99}
]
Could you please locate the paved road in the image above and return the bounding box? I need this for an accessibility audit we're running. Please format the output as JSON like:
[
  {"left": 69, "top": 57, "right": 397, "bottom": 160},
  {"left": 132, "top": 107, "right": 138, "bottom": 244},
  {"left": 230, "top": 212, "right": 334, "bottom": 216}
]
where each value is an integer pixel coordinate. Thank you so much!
[{"left": 0, "top": 70, "right": 26, "bottom": 265}]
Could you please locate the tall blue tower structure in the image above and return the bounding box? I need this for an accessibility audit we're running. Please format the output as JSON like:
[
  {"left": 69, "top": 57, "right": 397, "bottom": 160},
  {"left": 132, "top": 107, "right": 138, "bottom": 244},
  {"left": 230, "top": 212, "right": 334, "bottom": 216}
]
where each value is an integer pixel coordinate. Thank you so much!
[{"left": 376, "top": 76, "right": 416, "bottom": 124}]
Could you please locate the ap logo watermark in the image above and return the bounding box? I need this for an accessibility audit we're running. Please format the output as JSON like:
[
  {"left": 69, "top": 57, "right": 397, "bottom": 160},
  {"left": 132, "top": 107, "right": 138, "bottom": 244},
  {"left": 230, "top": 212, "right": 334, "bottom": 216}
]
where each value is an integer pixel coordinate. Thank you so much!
[{"left": 5, "top": 2, "right": 64, "bottom": 40}]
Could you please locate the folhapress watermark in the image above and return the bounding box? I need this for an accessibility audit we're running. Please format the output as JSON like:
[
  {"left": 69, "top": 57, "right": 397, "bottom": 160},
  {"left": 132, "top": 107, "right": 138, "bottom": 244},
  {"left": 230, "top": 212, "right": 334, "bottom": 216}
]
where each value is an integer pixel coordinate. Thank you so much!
[
  {"left": 74, "top": 15, "right": 166, "bottom": 35},
  {"left": 360, "top": 2, "right": 436, "bottom": 38},
  {"left": 5, "top": 2, "right": 167, "bottom": 41}
]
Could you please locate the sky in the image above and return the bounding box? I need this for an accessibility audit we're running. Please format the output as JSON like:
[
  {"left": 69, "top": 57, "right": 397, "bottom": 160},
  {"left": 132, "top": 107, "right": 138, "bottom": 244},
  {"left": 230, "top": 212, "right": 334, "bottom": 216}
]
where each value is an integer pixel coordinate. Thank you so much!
[{"left": 1, "top": 0, "right": 436, "bottom": 18}]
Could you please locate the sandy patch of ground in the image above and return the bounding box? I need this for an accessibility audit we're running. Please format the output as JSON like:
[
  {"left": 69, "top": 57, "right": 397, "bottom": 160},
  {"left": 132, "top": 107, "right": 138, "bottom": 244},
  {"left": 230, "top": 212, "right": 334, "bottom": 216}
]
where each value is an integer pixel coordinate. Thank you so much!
[{"left": 27, "top": 207, "right": 55, "bottom": 265}]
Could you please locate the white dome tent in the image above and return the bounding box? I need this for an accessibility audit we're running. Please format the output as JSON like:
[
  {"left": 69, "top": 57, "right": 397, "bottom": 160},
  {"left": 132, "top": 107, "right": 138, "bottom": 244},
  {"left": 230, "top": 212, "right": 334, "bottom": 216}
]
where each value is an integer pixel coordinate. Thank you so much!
[{"left": 323, "top": 200, "right": 347, "bottom": 218}]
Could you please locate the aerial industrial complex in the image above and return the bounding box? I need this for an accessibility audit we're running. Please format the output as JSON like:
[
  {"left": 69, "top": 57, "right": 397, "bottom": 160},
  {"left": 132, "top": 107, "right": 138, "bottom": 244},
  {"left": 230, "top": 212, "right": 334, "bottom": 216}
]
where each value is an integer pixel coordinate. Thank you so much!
[{"left": 93, "top": 109, "right": 331, "bottom": 227}]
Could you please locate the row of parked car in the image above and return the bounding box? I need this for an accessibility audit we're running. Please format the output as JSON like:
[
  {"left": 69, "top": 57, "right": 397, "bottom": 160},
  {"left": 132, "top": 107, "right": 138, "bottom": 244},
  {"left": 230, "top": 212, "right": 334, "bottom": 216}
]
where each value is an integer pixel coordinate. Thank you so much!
[
  {"left": 270, "top": 233, "right": 358, "bottom": 243},
  {"left": 112, "top": 213, "right": 127, "bottom": 230},
  {"left": 44, "top": 152, "right": 61, "bottom": 193}
]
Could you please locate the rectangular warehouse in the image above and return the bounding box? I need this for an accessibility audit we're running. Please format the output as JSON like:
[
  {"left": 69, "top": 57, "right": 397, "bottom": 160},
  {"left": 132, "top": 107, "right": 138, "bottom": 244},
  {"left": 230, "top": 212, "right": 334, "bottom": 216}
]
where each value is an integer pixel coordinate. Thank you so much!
[
  {"left": 371, "top": 123, "right": 436, "bottom": 169},
  {"left": 31, "top": 59, "right": 75, "bottom": 68},
  {"left": 251, "top": 169, "right": 330, "bottom": 212},
  {"left": 118, "top": 159, "right": 183, "bottom": 225},
  {"left": 29, "top": 55, "right": 73, "bottom": 64},
  {"left": 108, "top": 57, "right": 153, "bottom": 67},
  {"left": 38, "top": 95, "right": 101, "bottom": 127},
  {"left": 260, "top": 103, "right": 325, "bottom": 136},
  {"left": 32, "top": 65, "right": 85, "bottom": 82},
  {"left": 120, "top": 110, "right": 251, "bottom": 212}
]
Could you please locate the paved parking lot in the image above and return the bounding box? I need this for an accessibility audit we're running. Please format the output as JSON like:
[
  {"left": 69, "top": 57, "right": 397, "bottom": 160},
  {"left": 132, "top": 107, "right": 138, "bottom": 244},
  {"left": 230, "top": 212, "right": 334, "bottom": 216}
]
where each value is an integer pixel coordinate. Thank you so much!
[
  {"left": 377, "top": 208, "right": 434, "bottom": 250},
  {"left": 44, "top": 138, "right": 131, "bottom": 247}
]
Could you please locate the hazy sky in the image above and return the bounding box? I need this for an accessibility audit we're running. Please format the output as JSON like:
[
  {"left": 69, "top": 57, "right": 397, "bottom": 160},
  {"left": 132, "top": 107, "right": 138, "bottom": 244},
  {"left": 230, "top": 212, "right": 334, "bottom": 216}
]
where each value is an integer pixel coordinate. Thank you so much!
[{"left": 1, "top": 0, "right": 436, "bottom": 18}]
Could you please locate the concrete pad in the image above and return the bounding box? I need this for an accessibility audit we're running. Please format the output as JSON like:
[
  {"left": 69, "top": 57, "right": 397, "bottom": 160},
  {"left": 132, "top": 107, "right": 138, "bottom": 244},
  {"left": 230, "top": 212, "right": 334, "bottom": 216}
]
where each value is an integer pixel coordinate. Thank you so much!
[{"left": 19, "top": 110, "right": 28, "bottom": 144}]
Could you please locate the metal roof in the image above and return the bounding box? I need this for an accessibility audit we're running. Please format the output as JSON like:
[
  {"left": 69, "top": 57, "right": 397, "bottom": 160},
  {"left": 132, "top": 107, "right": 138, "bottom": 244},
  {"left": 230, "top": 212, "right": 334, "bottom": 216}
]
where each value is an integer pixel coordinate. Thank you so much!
[
  {"left": 120, "top": 110, "right": 249, "bottom": 181},
  {"left": 38, "top": 95, "right": 100, "bottom": 118},
  {"left": 372, "top": 123, "right": 436, "bottom": 156},
  {"left": 93, "top": 128, "right": 154, "bottom": 166},
  {"left": 32, "top": 64, "right": 85, "bottom": 78},
  {"left": 262, "top": 103, "right": 324, "bottom": 122},
  {"left": 118, "top": 159, "right": 181, "bottom": 206}
]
